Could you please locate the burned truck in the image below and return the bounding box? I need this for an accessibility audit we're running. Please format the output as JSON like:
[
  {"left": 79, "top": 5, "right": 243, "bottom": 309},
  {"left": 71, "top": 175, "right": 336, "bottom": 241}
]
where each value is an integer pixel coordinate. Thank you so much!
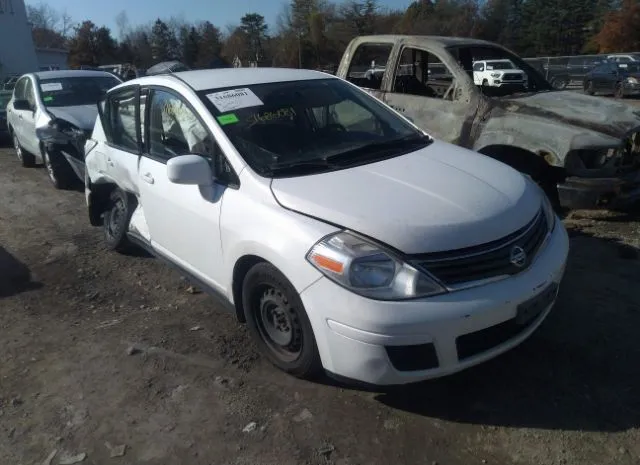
[{"left": 336, "top": 35, "right": 640, "bottom": 209}]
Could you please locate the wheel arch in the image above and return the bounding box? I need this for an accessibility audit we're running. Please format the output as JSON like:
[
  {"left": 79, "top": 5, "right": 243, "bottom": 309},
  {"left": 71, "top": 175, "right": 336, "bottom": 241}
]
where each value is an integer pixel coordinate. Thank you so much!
[
  {"left": 231, "top": 254, "right": 268, "bottom": 323},
  {"left": 477, "top": 144, "right": 565, "bottom": 181}
]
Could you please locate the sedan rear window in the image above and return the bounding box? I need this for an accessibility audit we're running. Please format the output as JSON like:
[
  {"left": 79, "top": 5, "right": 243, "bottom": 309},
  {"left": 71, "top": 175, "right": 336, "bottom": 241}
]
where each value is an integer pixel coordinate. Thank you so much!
[
  {"left": 198, "top": 78, "right": 428, "bottom": 177},
  {"left": 39, "top": 76, "right": 121, "bottom": 107}
]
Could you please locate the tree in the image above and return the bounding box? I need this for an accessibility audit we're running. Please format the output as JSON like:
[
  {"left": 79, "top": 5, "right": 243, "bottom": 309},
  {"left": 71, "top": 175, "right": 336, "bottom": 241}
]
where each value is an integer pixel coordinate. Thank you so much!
[
  {"left": 240, "top": 13, "right": 269, "bottom": 61},
  {"left": 592, "top": 0, "right": 640, "bottom": 52},
  {"left": 150, "top": 19, "right": 178, "bottom": 62},
  {"left": 68, "top": 21, "right": 99, "bottom": 67},
  {"left": 180, "top": 26, "right": 201, "bottom": 67},
  {"left": 27, "top": 2, "right": 73, "bottom": 48},
  {"left": 196, "top": 21, "right": 223, "bottom": 68}
]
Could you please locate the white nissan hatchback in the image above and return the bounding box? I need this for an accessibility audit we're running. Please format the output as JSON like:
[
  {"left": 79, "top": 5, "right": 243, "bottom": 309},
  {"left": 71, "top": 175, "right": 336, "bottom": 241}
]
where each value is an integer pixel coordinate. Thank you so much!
[{"left": 85, "top": 68, "right": 569, "bottom": 386}]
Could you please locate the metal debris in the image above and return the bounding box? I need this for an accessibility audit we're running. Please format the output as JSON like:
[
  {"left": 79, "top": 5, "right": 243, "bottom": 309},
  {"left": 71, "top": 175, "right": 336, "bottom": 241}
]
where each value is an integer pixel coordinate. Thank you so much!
[
  {"left": 58, "top": 452, "right": 87, "bottom": 464},
  {"left": 42, "top": 449, "right": 57, "bottom": 465},
  {"left": 242, "top": 422, "right": 257, "bottom": 433},
  {"left": 105, "top": 441, "right": 127, "bottom": 458},
  {"left": 293, "top": 408, "right": 313, "bottom": 422}
]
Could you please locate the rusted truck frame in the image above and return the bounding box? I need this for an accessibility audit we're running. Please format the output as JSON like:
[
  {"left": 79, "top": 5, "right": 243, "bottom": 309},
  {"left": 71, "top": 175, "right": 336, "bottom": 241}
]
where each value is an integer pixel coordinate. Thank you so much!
[{"left": 336, "top": 35, "right": 640, "bottom": 210}]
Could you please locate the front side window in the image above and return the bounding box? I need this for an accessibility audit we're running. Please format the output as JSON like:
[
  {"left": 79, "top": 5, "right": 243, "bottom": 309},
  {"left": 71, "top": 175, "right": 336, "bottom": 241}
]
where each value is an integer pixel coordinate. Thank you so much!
[
  {"left": 346, "top": 43, "right": 393, "bottom": 90},
  {"left": 147, "top": 89, "right": 236, "bottom": 184},
  {"left": 13, "top": 77, "right": 28, "bottom": 100},
  {"left": 393, "top": 47, "right": 457, "bottom": 100},
  {"left": 197, "top": 78, "right": 431, "bottom": 178},
  {"left": 38, "top": 76, "right": 121, "bottom": 107}
]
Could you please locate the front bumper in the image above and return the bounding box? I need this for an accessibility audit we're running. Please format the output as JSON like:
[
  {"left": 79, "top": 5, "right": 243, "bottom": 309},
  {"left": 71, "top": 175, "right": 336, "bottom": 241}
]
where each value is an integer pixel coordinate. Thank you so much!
[
  {"left": 622, "top": 82, "right": 640, "bottom": 96},
  {"left": 557, "top": 171, "right": 640, "bottom": 209},
  {"left": 300, "top": 221, "right": 569, "bottom": 386}
]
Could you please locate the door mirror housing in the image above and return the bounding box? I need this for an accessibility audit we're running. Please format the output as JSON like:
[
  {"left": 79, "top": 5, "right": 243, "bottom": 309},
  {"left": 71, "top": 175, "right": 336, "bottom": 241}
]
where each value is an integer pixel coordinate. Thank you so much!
[
  {"left": 13, "top": 99, "right": 33, "bottom": 111},
  {"left": 167, "top": 154, "right": 214, "bottom": 186}
]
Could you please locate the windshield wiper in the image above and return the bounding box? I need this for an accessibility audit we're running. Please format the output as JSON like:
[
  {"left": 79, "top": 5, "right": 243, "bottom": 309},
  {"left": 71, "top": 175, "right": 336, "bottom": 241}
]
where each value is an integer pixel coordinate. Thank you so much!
[
  {"left": 267, "top": 158, "right": 339, "bottom": 175},
  {"left": 325, "top": 133, "right": 432, "bottom": 164}
]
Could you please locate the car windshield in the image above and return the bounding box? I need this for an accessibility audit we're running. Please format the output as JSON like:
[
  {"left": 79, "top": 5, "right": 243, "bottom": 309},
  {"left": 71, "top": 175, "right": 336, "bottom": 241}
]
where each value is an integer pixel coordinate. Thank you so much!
[
  {"left": 485, "top": 61, "right": 514, "bottom": 70},
  {"left": 197, "top": 78, "right": 431, "bottom": 178},
  {"left": 38, "top": 76, "right": 121, "bottom": 107},
  {"left": 0, "top": 92, "right": 11, "bottom": 109}
]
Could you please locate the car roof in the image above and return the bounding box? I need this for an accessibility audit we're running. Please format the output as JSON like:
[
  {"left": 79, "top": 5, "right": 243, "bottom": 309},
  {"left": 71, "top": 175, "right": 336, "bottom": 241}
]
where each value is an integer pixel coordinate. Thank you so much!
[
  {"left": 165, "top": 68, "right": 335, "bottom": 91},
  {"left": 32, "top": 70, "right": 119, "bottom": 79},
  {"left": 354, "top": 34, "right": 499, "bottom": 48}
]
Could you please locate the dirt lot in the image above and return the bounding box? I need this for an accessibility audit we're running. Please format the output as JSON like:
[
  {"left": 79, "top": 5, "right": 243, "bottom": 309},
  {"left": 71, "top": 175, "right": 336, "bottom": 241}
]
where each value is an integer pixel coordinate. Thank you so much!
[{"left": 0, "top": 142, "right": 639, "bottom": 465}]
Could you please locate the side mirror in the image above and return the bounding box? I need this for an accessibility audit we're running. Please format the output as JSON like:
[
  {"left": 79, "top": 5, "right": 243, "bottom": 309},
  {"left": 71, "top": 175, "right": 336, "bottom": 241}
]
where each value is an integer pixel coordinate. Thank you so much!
[
  {"left": 13, "top": 99, "right": 32, "bottom": 111},
  {"left": 167, "top": 155, "right": 213, "bottom": 186}
]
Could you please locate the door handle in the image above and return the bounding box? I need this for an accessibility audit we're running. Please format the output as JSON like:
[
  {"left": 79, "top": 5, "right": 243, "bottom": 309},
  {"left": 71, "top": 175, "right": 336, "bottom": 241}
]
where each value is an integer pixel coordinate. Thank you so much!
[
  {"left": 18, "top": 115, "right": 23, "bottom": 120},
  {"left": 107, "top": 157, "right": 114, "bottom": 167},
  {"left": 141, "top": 173, "right": 154, "bottom": 184}
]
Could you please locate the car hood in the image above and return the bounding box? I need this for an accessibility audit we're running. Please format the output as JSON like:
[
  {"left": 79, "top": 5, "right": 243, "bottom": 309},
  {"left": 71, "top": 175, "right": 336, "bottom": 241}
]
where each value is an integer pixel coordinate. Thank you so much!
[
  {"left": 47, "top": 104, "right": 98, "bottom": 131},
  {"left": 500, "top": 90, "right": 640, "bottom": 138},
  {"left": 270, "top": 140, "right": 541, "bottom": 254}
]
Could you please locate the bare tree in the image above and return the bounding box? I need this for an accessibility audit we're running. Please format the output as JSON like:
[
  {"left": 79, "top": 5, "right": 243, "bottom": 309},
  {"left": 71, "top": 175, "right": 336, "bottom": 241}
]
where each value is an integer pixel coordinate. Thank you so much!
[{"left": 115, "top": 10, "right": 130, "bottom": 38}]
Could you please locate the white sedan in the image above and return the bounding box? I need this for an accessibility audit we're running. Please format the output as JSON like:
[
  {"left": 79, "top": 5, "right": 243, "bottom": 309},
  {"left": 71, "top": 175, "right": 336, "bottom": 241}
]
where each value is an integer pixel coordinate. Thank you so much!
[{"left": 84, "top": 67, "right": 569, "bottom": 385}]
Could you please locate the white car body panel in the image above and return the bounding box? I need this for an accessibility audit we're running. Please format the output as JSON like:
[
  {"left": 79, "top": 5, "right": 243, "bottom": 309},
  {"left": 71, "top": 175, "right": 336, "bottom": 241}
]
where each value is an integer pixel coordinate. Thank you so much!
[
  {"left": 271, "top": 140, "right": 539, "bottom": 254},
  {"left": 85, "top": 69, "right": 570, "bottom": 385}
]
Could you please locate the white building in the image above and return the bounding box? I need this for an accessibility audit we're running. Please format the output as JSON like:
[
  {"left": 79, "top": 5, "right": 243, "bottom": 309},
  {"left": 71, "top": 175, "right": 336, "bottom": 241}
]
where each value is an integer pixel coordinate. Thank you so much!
[
  {"left": 35, "top": 47, "right": 69, "bottom": 71},
  {"left": 0, "top": 0, "right": 40, "bottom": 79}
]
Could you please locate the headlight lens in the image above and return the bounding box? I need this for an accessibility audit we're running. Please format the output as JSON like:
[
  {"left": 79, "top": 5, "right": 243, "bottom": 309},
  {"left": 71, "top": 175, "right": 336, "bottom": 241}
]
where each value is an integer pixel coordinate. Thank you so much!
[
  {"left": 626, "top": 77, "right": 638, "bottom": 84},
  {"left": 491, "top": 73, "right": 501, "bottom": 78},
  {"left": 306, "top": 231, "right": 447, "bottom": 300},
  {"left": 524, "top": 175, "right": 556, "bottom": 232}
]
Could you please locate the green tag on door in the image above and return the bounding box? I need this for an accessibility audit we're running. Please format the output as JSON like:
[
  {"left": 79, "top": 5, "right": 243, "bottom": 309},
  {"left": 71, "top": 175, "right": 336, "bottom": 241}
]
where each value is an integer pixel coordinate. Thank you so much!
[{"left": 217, "top": 113, "right": 239, "bottom": 125}]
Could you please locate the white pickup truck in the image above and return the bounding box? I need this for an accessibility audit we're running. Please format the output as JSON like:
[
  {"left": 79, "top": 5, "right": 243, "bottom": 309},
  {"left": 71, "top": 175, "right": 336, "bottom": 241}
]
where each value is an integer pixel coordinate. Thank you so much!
[{"left": 473, "top": 59, "right": 527, "bottom": 87}]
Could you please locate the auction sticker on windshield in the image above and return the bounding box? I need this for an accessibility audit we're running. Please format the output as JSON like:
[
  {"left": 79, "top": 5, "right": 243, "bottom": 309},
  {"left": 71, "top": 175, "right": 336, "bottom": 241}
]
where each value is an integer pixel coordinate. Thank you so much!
[
  {"left": 207, "top": 88, "right": 263, "bottom": 113},
  {"left": 41, "top": 82, "right": 63, "bottom": 92}
]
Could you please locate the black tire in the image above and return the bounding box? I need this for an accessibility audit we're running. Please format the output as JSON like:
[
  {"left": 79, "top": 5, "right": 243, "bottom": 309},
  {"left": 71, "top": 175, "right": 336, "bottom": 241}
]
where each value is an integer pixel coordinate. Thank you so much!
[
  {"left": 242, "top": 262, "right": 322, "bottom": 379},
  {"left": 103, "top": 188, "right": 135, "bottom": 252},
  {"left": 482, "top": 79, "right": 488, "bottom": 86},
  {"left": 584, "top": 80, "right": 594, "bottom": 95},
  {"left": 42, "top": 147, "right": 76, "bottom": 190},
  {"left": 12, "top": 133, "right": 36, "bottom": 167},
  {"left": 614, "top": 83, "right": 625, "bottom": 99}
]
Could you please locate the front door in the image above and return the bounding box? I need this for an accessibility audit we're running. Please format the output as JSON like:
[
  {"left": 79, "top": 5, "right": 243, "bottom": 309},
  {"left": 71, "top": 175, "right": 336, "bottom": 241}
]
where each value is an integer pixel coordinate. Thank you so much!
[
  {"left": 137, "top": 87, "right": 229, "bottom": 291},
  {"left": 382, "top": 46, "right": 473, "bottom": 146}
]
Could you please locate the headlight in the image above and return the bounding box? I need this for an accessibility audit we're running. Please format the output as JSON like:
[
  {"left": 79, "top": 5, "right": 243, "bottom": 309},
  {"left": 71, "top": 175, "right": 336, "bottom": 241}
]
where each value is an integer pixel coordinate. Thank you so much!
[
  {"left": 306, "top": 231, "right": 447, "bottom": 300},
  {"left": 524, "top": 175, "right": 556, "bottom": 232},
  {"left": 36, "top": 118, "right": 83, "bottom": 141},
  {"left": 491, "top": 73, "right": 501, "bottom": 78},
  {"left": 626, "top": 77, "right": 638, "bottom": 84}
]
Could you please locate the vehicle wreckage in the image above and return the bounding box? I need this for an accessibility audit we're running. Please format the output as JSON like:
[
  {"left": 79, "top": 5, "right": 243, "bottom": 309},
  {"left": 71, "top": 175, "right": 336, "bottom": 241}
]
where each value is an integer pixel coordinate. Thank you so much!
[{"left": 336, "top": 35, "right": 640, "bottom": 209}]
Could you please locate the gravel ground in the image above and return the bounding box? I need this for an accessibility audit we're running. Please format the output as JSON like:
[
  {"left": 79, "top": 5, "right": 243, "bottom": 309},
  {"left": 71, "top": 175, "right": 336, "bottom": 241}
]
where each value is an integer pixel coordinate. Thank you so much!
[{"left": 0, "top": 140, "right": 639, "bottom": 465}]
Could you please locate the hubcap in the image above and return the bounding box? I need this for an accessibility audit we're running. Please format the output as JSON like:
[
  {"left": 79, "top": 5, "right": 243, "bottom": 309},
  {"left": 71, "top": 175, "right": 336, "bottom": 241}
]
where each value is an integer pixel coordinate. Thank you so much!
[
  {"left": 107, "top": 198, "right": 125, "bottom": 239},
  {"left": 256, "top": 288, "right": 302, "bottom": 361},
  {"left": 13, "top": 137, "right": 22, "bottom": 160}
]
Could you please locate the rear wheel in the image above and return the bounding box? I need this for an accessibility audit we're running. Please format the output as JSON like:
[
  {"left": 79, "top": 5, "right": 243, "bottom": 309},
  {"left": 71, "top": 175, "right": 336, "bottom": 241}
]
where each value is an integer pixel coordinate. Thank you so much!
[
  {"left": 584, "top": 80, "right": 594, "bottom": 95},
  {"left": 13, "top": 134, "right": 35, "bottom": 167},
  {"left": 103, "top": 188, "right": 135, "bottom": 253},
  {"left": 242, "top": 262, "right": 322, "bottom": 379}
]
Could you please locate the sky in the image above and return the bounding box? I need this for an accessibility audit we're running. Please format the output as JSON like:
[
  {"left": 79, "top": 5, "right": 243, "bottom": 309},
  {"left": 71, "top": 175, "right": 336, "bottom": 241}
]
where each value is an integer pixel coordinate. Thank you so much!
[{"left": 29, "top": 0, "right": 415, "bottom": 37}]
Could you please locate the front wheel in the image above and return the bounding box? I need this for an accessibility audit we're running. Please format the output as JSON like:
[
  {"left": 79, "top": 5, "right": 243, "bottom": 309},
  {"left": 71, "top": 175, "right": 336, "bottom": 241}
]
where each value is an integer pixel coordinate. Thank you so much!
[
  {"left": 13, "top": 134, "right": 35, "bottom": 167},
  {"left": 42, "top": 148, "right": 76, "bottom": 190},
  {"left": 242, "top": 262, "right": 322, "bottom": 379}
]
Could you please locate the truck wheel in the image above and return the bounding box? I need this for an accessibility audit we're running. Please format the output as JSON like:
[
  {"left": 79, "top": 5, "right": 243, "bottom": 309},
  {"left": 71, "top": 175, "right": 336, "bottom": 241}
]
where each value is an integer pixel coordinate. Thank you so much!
[
  {"left": 584, "top": 81, "right": 594, "bottom": 95},
  {"left": 103, "top": 188, "right": 135, "bottom": 253},
  {"left": 42, "top": 148, "right": 76, "bottom": 190},
  {"left": 242, "top": 262, "right": 322, "bottom": 379},
  {"left": 13, "top": 134, "right": 35, "bottom": 168},
  {"left": 482, "top": 79, "right": 488, "bottom": 86}
]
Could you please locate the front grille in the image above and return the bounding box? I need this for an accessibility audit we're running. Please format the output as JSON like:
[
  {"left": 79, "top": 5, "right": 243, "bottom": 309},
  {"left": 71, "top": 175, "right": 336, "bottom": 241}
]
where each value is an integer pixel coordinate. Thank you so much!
[
  {"left": 385, "top": 343, "right": 439, "bottom": 371},
  {"left": 412, "top": 208, "right": 548, "bottom": 286},
  {"left": 502, "top": 73, "right": 523, "bottom": 81}
]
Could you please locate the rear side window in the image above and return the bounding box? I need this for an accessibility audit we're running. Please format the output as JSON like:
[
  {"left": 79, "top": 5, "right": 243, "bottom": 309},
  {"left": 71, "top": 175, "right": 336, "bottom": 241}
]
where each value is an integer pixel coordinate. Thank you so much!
[{"left": 105, "top": 88, "right": 140, "bottom": 152}]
